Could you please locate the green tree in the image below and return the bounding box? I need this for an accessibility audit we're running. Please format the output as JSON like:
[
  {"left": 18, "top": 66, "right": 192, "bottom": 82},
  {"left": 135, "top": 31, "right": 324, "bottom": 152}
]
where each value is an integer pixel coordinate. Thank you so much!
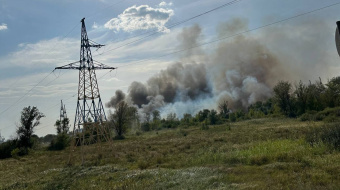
[
  {"left": 273, "top": 81, "right": 295, "bottom": 117},
  {"left": 17, "top": 106, "right": 44, "bottom": 149},
  {"left": 208, "top": 109, "right": 218, "bottom": 125},
  {"left": 55, "top": 118, "right": 70, "bottom": 134},
  {"left": 109, "top": 101, "right": 135, "bottom": 138},
  {"left": 152, "top": 110, "right": 161, "bottom": 122},
  {"left": 218, "top": 100, "right": 230, "bottom": 118},
  {"left": 294, "top": 81, "right": 307, "bottom": 115},
  {"left": 196, "top": 109, "right": 210, "bottom": 122},
  {"left": 325, "top": 77, "right": 340, "bottom": 107}
]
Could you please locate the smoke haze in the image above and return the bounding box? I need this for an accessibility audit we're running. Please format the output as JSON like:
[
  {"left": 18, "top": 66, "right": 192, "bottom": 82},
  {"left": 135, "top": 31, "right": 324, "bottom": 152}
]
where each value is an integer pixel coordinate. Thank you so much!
[{"left": 106, "top": 18, "right": 338, "bottom": 119}]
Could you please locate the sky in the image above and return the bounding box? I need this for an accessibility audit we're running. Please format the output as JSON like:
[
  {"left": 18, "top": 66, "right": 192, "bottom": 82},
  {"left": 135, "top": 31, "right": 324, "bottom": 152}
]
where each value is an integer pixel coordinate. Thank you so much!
[{"left": 1, "top": 0, "right": 340, "bottom": 139}]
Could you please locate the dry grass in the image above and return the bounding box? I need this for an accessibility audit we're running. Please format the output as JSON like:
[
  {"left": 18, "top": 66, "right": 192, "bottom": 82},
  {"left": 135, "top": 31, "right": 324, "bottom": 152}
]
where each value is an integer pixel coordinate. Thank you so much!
[{"left": 1, "top": 118, "right": 340, "bottom": 189}]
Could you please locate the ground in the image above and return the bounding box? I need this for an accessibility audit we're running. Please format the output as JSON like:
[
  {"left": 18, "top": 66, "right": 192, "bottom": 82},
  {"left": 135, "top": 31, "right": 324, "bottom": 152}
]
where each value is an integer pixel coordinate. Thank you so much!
[{"left": 1, "top": 118, "right": 340, "bottom": 189}]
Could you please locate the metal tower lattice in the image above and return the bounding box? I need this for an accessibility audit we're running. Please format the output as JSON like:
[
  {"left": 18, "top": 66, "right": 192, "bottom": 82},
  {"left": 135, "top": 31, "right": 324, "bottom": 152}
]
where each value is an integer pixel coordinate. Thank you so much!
[
  {"left": 60, "top": 100, "right": 67, "bottom": 121},
  {"left": 55, "top": 18, "right": 115, "bottom": 132}
]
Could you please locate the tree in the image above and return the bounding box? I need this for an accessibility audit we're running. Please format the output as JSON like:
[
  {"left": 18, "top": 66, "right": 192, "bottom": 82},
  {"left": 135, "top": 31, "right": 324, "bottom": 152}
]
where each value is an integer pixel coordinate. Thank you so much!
[
  {"left": 273, "top": 81, "right": 295, "bottom": 117},
  {"left": 325, "top": 77, "right": 340, "bottom": 108},
  {"left": 152, "top": 110, "right": 161, "bottom": 122},
  {"left": 55, "top": 118, "right": 70, "bottom": 134},
  {"left": 208, "top": 109, "right": 219, "bottom": 125},
  {"left": 109, "top": 101, "right": 134, "bottom": 138},
  {"left": 0, "top": 131, "right": 5, "bottom": 144},
  {"left": 196, "top": 109, "right": 210, "bottom": 122},
  {"left": 17, "top": 106, "right": 44, "bottom": 149},
  {"left": 294, "top": 81, "right": 307, "bottom": 115},
  {"left": 218, "top": 100, "right": 230, "bottom": 118}
]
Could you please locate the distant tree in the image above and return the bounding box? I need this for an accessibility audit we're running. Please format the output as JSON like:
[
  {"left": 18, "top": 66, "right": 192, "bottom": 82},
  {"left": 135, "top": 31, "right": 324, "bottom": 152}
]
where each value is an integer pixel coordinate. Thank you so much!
[
  {"left": 273, "top": 81, "right": 295, "bottom": 117},
  {"left": 196, "top": 109, "right": 210, "bottom": 122},
  {"left": 109, "top": 101, "right": 135, "bottom": 138},
  {"left": 208, "top": 109, "right": 218, "bottom": 125},
  {"left": 218, "top": 100, "right": 230, "bottom": 118},
  {"left": 305, "top": 79, "right": 325, "bottom": 111},
  {"left": 0, "top": 131, "right": 5, "bottom": 144},
  {"left": 145, "top": 112, "right": 151, "bottom": 123},
  {"left": 294, "top": 81, "right": 307, "bottom": 115},
  {"left": 17, "top": 106, "right": 44, "bottom": 149},
  {"left": 55, "top": 118, "right": 70, "bottom": 134},
  {"left": 167, "top": 113, "right": 177, "bottom": 122},
  {"left": 325, "top": 77, "right": 340, "bottom": 108},
  {"left": 152, "top": 110, "right": 161, "bottom": 122},
  {"left": 181, "top": 113, "right": 193, "bottom": 125}
]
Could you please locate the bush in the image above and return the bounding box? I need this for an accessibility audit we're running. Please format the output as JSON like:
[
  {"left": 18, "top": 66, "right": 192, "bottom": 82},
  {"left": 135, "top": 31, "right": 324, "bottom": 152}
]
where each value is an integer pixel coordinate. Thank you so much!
[
  {"left": 48, "top": 134, "right": 70, "bottom": 151},
  {"left": 0, "top": 139, "right": 18, "bottom": 159},
  {"left": 200, "top": 122, "right": 209, "bottom": 130},
  {"left": 10, "top": 148, "right": 28, "bottom": 159},
  {"left": 306, "top": 123, "right": 340, "bottom": 150}
]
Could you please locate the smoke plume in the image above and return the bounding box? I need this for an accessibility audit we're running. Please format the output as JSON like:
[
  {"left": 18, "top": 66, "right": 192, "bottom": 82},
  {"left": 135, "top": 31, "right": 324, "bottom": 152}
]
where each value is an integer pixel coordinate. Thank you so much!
[{"left": 107, "top": 17, "right": 337, "bottom": 119}]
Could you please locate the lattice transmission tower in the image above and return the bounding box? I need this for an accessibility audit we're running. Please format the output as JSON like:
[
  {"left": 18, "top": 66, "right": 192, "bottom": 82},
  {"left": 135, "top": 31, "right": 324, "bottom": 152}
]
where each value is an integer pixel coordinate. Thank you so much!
[
  {"left": 60, "top": 100, "right": 67, "bottom": 122},
  {"left": 55, "top": 18, "right": 115, "bottom": 133}
]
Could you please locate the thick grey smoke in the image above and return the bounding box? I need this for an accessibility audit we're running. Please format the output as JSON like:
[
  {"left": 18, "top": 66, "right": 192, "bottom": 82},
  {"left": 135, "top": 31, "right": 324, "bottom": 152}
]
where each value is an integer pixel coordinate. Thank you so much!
[
  {"left": 106, "top": 90, "right": 126, "bottom": 108},
  {"left": 107, "top": 17, "right": 338, "bottom": 118}
]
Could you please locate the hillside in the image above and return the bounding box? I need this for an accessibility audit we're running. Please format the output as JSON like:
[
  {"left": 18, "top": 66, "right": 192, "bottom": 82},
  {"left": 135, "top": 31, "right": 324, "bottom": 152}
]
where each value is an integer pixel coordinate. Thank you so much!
[{"left": 1, "top": 118, "right": 340, "bottom": 189}]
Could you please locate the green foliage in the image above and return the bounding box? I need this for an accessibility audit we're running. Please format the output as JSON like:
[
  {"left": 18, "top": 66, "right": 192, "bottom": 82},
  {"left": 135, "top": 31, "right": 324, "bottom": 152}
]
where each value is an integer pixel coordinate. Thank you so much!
[
  {"left": 306, "top": 123, "right": 340, "bottom": 150},
  {"left": 218, "top": 100, "right": 230, "bottom": 118},
  {"left": 200, "top": 122, "right": 209, "bottom": 130},
  {"left": 299, "top": 107, "right": 340, "bottom": 122},
  {"left": 17, "top": 106, "right": 44, "bottom": 149},
  {"left": 109, "top": 101, "right": 137, "bottom": 138},
  {"left": 39, "top": 134, "right": 57, "bottom": 144},
  {"left": 273, "top": 81, "right": 295, "bottom": 117},
  {"left": 324, "top": 77, "right": 340, "bottom": 107},
  {"left": 48, "top": 133, "right": 70, "bottom": 151},
  {"left": 0, "top": 139, "right": 18, "bottom": 159},
  {"left": 196, "top": 109, "right": 210, "bottom": 122},
  {"left": 141, "top": 122, "right": 150, "bottom": 131},
  {"left": 55, "top": 118, "right": 70, "bottom": 134},
  {"left": 208, "top": 109, "right": 218, "bottom": 125}
]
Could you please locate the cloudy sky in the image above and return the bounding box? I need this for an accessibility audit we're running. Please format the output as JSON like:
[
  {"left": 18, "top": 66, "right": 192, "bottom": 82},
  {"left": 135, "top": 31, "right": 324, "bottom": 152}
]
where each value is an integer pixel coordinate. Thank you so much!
[{"left": 1, "top": 0, "right": 340, "bottom": 139}]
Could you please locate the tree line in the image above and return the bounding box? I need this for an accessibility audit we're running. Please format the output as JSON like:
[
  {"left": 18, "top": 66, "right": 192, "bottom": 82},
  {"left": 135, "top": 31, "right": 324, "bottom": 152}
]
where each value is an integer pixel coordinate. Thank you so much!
[{"left": 2, "top": 76, "right": 340, "bottom": 159}]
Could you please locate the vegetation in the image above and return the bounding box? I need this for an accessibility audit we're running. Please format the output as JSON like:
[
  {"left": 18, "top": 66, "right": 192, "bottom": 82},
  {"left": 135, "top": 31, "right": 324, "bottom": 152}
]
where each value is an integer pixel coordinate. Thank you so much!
[
  {"left": 109, "top": 101, "right": 138, "bottom": 139},
  {"left": 2, "top": 77, "right": 340, "bottom": 188},
  {"left": 1, "top": 118, "right": 340, "bottom": 189}
]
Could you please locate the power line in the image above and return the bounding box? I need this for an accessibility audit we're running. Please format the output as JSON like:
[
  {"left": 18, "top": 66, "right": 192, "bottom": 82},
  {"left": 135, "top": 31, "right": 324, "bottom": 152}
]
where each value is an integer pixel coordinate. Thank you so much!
[
  {"left": 0, "top": 71, "right": 54, "bottom": 117},
  {"left": 2, "top": 1, "right": 340, "bottom": 134},
  {"left": 118, "top": 1, "right": 340, "bottom": 68},
  {"left": 96, "top": 0, "right": 243, "bottom": 56}
]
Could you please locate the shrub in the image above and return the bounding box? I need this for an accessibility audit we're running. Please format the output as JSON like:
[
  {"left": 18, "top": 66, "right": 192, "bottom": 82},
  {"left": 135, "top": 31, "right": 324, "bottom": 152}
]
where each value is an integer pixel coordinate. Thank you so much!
[
  {"left": 137, "top": 160, "right": 149, "bottom": 170},
  {"left": 178, "top": 129, "right": 188, "bottom": 136},
  {"left": 48, "top": 134, "right": 70, "bottom": 151},
  {"left": 0, "top": 139, "right": 18, "bottom": 159},
  {"left": 306, "top": 123, "right": 340, "bottom": 150},
  {"left": 200, "top": 122, "right": 209, "bottom": 130}
]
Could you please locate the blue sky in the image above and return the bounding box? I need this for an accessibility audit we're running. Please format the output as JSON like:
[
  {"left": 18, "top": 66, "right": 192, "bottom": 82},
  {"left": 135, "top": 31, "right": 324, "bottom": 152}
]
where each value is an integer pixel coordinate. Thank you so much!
[{"left": 1, "top": 0, "right": 340, "bottom": 139}]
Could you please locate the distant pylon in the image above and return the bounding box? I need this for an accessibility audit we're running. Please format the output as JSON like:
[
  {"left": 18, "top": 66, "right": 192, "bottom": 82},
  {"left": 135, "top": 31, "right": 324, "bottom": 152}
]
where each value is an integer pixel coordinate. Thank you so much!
[
  {"left": 55, "top": 18, "right": 115, "bottom": 132},
  {"left": 60, "top": 100, "right": 67, "bottom": 121}
]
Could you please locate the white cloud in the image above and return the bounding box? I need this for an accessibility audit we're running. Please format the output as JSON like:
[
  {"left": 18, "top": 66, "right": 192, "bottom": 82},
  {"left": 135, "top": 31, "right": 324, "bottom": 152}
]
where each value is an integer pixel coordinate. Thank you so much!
[
  {"left": 0, "top": 23, "right": 8, "bottom": 31},
  {"left": 104, "top": 5, "right": 174, "bottom": 33},
  {"left": 159, "top": 1, "right": 173, "bottom": 7},
  {"left": 92, "top": 22, "right": 98, "bottom": 29},
  {"left": 0, "top": 37, "right": 79, "bottom": 68}
]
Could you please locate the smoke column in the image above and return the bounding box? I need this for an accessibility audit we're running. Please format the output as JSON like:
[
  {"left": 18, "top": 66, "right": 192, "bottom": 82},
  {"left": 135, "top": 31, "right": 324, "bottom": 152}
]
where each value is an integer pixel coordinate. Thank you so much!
[{"left": 106, "top": 18, "right": 337, "bottom": 118}]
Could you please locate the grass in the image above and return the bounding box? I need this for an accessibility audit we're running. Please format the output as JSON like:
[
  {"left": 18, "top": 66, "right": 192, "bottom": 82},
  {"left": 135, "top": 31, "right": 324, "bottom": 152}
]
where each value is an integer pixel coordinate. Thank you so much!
[{"left": 1, "top": 118, "right": 340, "bottom": 189}]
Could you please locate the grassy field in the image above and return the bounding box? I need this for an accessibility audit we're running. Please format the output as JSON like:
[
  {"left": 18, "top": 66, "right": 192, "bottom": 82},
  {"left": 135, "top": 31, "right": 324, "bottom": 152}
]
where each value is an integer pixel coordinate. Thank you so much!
[{"left": 1, "top": 118, "right": 340, "bottom": 189}]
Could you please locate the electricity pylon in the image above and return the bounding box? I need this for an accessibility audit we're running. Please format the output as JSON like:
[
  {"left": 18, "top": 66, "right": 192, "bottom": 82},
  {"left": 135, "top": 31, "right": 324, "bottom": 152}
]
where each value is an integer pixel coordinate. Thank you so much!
[
  {"left": 56, "top": 18, "right": 115, "bottom": 164},
  {"left": 55, "top": 18, "right": 115, "bottom": 133},
  {"left": 60, "top": 100, "right": 67, "bottom": 122}
]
